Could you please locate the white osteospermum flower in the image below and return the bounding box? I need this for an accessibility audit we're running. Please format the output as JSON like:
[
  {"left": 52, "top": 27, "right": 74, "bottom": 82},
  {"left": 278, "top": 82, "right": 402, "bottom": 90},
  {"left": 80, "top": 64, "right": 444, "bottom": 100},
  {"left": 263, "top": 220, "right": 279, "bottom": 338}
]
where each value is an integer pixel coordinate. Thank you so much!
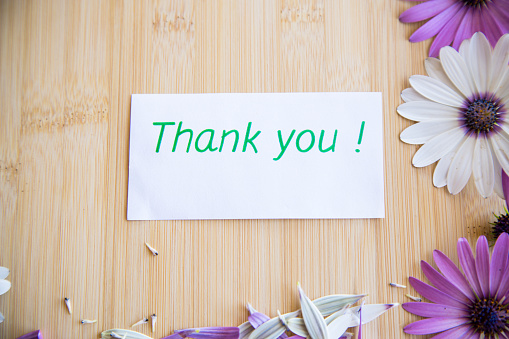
[{"left": 398, "top": 32, "right": 509, "bottom": 198}]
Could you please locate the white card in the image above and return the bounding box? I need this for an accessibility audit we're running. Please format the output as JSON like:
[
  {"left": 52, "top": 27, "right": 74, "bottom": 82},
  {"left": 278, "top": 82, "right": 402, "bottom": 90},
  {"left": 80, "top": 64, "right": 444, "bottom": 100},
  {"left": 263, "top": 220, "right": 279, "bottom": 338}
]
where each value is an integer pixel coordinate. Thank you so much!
[{"left": 127, "top": 93, "right": 384, "bottom": 220}]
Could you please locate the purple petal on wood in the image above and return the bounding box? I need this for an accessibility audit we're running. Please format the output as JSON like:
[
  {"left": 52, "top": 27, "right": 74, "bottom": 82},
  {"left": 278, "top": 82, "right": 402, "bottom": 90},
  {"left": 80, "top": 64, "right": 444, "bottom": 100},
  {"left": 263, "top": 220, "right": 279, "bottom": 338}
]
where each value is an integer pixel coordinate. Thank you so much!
[
  {"left": 475, "top": 236, "right": 490, "bottom": 298},
  {"left": 429, "top": 7, "right": 467, "bottom": 57},
  {"left": 490, "top": 233, "right": 509, "bottom": 296},
  {"left": 175, "top": 327, "right": 240, "bottom": 339},
  {"left": 409, "top": 2, "right": 462, "bottom": 43},
  {"left": 409, "top": 277, "right": 467, "bottom": 309},
  {"left": 248, "top": 312, "right": 271, "bottom": 329},
  {"left": 503, "top": 170, "right": 509, "bottom": 208},
  {"left": 402, "top": 302, "right": 469, "bottom": 318},
  {"left": 432, "top": 250, "right": 475, "bottom": 300},
  {"left": 16, "top": 331, "right": 43, "bottom": 339},
  {"left": 161, "top": 335, "right": 184, "bottom": 339},
  {"left": 403, "top": 317, "right": 468, "bottom": 335},
  {"left": 420, "top": 261, "right": 471, "bottom": 304},
  {"left": 427, "top": 325, "right": 472, "bottom": 338},
  {"left": 457, "top": 238, "right": 483, "bottom": 297},
  {"left": 399, "top": 0, "right": 456, "bottom": 23}
]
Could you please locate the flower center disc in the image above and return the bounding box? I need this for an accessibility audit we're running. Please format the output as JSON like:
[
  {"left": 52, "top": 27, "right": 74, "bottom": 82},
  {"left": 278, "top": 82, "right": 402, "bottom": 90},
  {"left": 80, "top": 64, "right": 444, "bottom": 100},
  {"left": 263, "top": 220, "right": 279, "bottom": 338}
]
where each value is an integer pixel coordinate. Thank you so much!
[
  {"left": 464, "top": 98, "right": 500, "bottom": 133},
  {"left": 462, "top": 0, "right": 487, "bottom": 6},
  {"left": 470, "top": 298, "right": 507, "bottom": 335}
]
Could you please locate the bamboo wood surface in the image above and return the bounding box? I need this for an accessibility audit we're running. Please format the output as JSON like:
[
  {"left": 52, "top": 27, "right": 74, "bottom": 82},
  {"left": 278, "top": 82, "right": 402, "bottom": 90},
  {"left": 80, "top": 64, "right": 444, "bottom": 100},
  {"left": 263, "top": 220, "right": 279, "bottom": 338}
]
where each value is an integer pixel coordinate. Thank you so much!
[{"left": 0, "top": 1, "right": 505, "bottom": 338}]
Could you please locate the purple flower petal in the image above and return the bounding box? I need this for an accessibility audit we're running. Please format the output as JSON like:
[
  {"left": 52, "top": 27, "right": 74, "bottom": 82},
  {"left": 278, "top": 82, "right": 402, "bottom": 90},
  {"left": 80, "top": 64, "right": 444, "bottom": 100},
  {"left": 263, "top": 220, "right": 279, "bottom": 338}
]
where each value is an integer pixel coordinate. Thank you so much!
[
  {"left": 403, "top": 317, "right": 469, "bottom": 335},
  {"left": 16, "top": 331, "right": 43, "bottom": 339},
  {"left": 480, "top": 9, "right": 503, "bottom": 47},
  {"left": 488, "top": 4, "right": 509, "bottom": 32},
  {"left": 248, "top": 312, "right": 271, "bottom": 329},
  {"left": 402, "top": 302, "right": 469, "bottom": 318},
  {"left": 429, "top": 7, "right": 467, "bottom": 57},
  {"left": 409, "top": 277, "right": 467, "bottom": 309},
  {"left": 428, "top": 325, "right": 473, "bottom": 338},
  {"left": 475, "top": 235, "right": 490, "bottom": 298},
  {"left": 175, "top": 327, "right": 240, "bottom": 339},
  {"left": 420, "top": 261, "right": 471, "bottom": 304},
  {"left": 503, "top": 170, "right": 509, "bottom": 208},
  {"left": 457, "top": 238, "right": 483, "bottom": 297},
  {"left": 452, "top": 9, "right": 474, "bottom": 50},
  {"left": 490, "top": 232, "right": 509, "bottom": 296},
  {"left": 409, "top": 2, "right": 462, "bottom": 43},
  {"left": 161, "top": 335, "right": 185, "bottom": 339},
  {"left": 432, "top": 250, "right": 475, "bottom": 301},
  {"left": 399, "top": 0, "right": 456, "bottom": 23}
]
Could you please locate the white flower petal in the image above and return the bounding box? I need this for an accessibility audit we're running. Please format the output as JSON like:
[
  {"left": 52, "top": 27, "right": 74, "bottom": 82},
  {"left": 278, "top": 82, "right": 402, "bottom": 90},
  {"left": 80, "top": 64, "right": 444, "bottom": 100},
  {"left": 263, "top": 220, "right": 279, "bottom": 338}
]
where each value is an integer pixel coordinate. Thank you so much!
[
  {"left": 412, "top": 127, "right": 467, "bottom": 167},
  {"left": 248, "top": 316, "right": 288, "bottom": 339},
  {"left": 472, "top": 136, "right": 495, "bottom": 198},
  {"left": 0, "top": 267, "right": 9, "bottom": 280},
  {"left": 490, "top": 133, "right": 509, "bottom": 177},
  {"left": 101, "top": 329, "right": 153, "bottom": 339},
  {"left": 312, "top": 294, "right": 365, "bottom": 317},
  {"left": 327, "top": 312, "right": 354, "bottom": 339},
  {"left": 324, "top": 306, "right": 350, "bottom": 325},
  {"left": 287, "top": 318, "right": 309, "bottom": 338},
  {"left": 468, "top": 32, "right": 492, "bottom": 95},
  {"left": 0, "top": 311, "right": 3, "bottom": 324},
  {"left": 409, "top": 75, "right": 465, "bottom": 108},
  {"left": 0, "top": 280, "right": 11, "bottom": 296},
  {"left": 348, "top": 304, "right": 399, "bottom": 327},
  {"left": 425, "top": 58, "right": 457, "bottom": 91},
  {"left": 239, "top": 321, "right": 255, "bottom": 339},
  {"left": 439, "top": 46, "right": 476, "bottom": 98},
  {"left": 447, "top": 136, "right": 476, "bottom": 195},
  {"left": 400, "top": 120, "right": 459, "bottom": 145},
  {"left": 498, "top": 72, "right": 509, "bottom": 102},
  {"left": 459, "top": 38, "right": 470, "bottom": 60},
  {"left": 492, "top": 153, "right": 505, "bottom": 199},
  {"left": 401, "top": 88, "right": 429, "bottom": 103},
  {"left": 397, "top": 101, "right": 460, "bottom": 122},
  {"left": 433, "top": 151, "right": 456, "bottom": 188},
  {"left": 298, "top": 285, "right": 329, "bottom": 339},
  {"left": 490, "top": 34, "right": 509, "bottom": 92}
]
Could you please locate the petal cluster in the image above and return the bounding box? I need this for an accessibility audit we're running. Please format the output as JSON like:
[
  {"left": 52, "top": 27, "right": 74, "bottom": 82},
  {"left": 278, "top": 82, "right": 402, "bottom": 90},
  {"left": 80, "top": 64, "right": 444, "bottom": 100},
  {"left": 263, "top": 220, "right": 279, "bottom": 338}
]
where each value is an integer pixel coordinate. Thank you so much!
[
  {"left": 403, "top": 233, "right": 509, "bottom": 337},
  {"left": 400, "top": 0, "right": 509, "bottom": 57},
  {"left": 398, "top": 33, "right": 509, "bottom": 197}
]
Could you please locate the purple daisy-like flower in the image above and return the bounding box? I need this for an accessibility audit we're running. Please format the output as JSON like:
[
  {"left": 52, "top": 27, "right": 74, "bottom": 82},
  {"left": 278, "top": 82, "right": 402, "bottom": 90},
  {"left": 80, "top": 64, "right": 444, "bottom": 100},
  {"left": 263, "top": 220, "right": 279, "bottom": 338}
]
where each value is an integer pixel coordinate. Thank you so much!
[
  {"left": 400, "top": 0, "right": 509, "bottom": 57},
  {"left": 403, "top": 233, "right": 509, "bottom": 337}
]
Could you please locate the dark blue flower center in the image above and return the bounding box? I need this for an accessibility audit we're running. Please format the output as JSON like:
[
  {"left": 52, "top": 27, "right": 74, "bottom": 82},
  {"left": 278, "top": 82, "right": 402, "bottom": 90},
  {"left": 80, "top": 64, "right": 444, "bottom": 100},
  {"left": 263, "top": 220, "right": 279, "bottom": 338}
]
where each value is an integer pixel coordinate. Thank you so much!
[
  {"left": 462, "top": 0, "right": 487, "bottom": 6},
  {"left": 470, "top": 298, "right": 507, "bottom": 335},
  {"left": 463, "top": 98, "right": 500, "bottom": 133}
]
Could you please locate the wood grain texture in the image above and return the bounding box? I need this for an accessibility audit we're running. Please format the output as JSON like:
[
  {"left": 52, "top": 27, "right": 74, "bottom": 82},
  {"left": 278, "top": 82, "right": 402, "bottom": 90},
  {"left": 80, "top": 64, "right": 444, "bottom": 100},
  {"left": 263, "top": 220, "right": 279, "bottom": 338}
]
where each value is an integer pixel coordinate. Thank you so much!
[{"left": 0, "top": 1, "right": 505, "bottom": 338}]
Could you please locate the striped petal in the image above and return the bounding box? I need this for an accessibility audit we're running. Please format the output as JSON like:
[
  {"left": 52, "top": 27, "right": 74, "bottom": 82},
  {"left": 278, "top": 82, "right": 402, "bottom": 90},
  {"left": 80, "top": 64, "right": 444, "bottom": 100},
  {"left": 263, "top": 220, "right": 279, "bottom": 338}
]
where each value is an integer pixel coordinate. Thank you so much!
[
  {"left": 472, "top": 135, "right": 495, "bottom": 198},
  {"left": 239, "top": 321, "right": 255, "bottom": 339},
  {"left": 475, "top": 236, "right": 490, "bottom": 298},
  {"left": 433, "top": 250, "right": 475, "bottom": 300},
  {"left": 412, "top": 127, "right": 466, "bottom": 167},
  {"left": 348, "top": 304, "right": 399, "bottom": 326},
  {"left": 402, "top": 302, "right": 469, "bottom": 318},
  {"left": 490, "top": 34, "right": 509, "bottom": 92},
  {"left": 397, "top": 101, "right": 460, "bottom": 122},
  {"left": 0, "top": 267, "right": 9, "bottom": 280},
  {"left": 428, "top": 325, "right": 473, "bottom": 338},
  {"left": 175, "top": 327, "right": 240, "bottom": 339},
  {"left": 468, "top": 32, "right": 492, "bottom": 95},
  {"left": 433, "top": 151, "right": 456, "bottom": 188},
  {"left": 401, "top": 88, "right": 429, "bottom": 103},
  {"left": 403, "top": 318, "right": 469, "bottom": 335},
  {"left": 409, "top": 75, "right": 465, "bottom": 107},
  {"left": 446, "top": 135, "right": 476, "bottom": 195},
  {"left": 490, "top": 232, "right": 509, "bottom": 296},
  {"left": 421, "top": 261, "right": 471, "bottom": 304},
  {"left": 425, "top": 58, "right": 457, "bottom": 91},
  {"left": 456, "top": 238, "right": 483, "bottom": 298},
  {"left": 400, "top": 120, "right": 459, "bottom": 144},
  {"left": 409, "top": 277, "right": 468, "bottom": 309},
  {"left": 298, "top": 285, "right": 328, "bottom": 339},
  {"left": 399, "top": 0, "right": 456, "bottom": 23},
  {"left": 0, "top": 279, "right": 11, "bottom": 296},
  {"left": 439, "top": 46, "right": 476, "bottom": 98}
]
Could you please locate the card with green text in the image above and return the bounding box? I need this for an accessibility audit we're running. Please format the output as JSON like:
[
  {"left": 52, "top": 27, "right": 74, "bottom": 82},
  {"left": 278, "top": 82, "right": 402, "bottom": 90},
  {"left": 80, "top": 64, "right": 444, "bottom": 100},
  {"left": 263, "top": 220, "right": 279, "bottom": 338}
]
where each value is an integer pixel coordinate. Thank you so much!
[{"left": 127, "top": 93, "right": 384, "bottom": 220}]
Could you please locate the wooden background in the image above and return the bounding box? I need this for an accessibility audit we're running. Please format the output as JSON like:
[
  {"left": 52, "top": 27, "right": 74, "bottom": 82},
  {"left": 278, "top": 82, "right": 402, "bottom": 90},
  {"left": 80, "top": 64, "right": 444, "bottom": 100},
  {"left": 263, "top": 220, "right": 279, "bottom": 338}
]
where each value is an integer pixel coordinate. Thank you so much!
[{"left": 0, "top": 1, "right": 505, "bottom": 338}]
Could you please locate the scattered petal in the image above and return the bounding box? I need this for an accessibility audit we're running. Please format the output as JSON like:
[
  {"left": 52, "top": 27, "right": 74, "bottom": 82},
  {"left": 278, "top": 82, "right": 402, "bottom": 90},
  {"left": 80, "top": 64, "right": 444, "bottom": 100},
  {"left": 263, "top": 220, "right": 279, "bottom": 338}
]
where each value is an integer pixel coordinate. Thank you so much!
[
  {"left": 0, "top": 267, "right": 9, "bottom": 280},
  {"left": 298, "top": 284, "right": 329, "bottom": 339},
  {"left": 16, "top": 331, "right": 43, "bottom": 339},
  {"left": 389, "top": 283, "right": 406, "bottom": 288},
  {"left": 131, "top": 318, "right": 149, "bottom": 328},
  {"left": 176, "top": 327, "right": 240, "bottom": 339},
  {"left": 81, "top": 319, "right": 97, "bottom": 324},
  {"left": 0, "top": 279, "right": 11, "bottom": 296},
  {"left": 101, "top": 329, "right": 153, "bottom": 339},
  {"left": 145, "top": 243, "right": 158, "bottom": 256},
  {"left": 405, "top": 294, "right": 422, "bottom": 302},
  {"left": 0, "top": 311, "right": 3, "bottom": 324},
  {"left": 151, "top": 314, "right": 157, "bottom": 333},
  {"left": 64, "top": 298, "right": 72, "bottom": 315},
  {"left": 348, "top": 304, "right": 399, "bottom": 326}
]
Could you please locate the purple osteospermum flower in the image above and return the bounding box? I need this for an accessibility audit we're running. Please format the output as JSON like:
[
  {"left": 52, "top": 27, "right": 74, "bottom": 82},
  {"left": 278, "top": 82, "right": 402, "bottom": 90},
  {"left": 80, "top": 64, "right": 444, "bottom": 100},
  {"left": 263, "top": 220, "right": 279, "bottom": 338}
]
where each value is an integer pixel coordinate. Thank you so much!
[
  {"left": 399, "top": 0, "right": 509, "bottom": 57},
  {"left": 398, "top": 32, "right": 509, "bottom": 197},
  {"left": 403, "top": 233, "right": 509, "bottom": 337}
]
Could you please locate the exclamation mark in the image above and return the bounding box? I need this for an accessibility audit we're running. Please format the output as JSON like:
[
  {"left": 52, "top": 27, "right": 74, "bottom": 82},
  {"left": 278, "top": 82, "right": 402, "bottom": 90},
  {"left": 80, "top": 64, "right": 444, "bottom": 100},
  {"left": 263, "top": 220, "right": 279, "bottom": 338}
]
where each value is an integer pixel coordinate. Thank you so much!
[{"left": 355, "top": 121, "right": 365, "bottom": 153}]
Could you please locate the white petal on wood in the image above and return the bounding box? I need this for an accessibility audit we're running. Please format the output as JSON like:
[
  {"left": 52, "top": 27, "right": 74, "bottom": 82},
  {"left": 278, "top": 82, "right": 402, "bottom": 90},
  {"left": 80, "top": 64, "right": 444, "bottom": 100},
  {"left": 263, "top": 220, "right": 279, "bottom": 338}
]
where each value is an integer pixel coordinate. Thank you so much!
[
  {"left": 409, "top": 75, "right": 465, "bottom": 108},
  {"left": 401, "top": 120, "right": 459, "bottom": 145},
  {"left": 239, "top": 321, "right": 255, "bottom": 339},
  {"left": 324, "top": 306, "right": 350, "bottom": 325},
  {"left": 468, "top": 32, "right": 492, "bottom": 95},
  {"left": 401, "top": 88, "right": 429, "bottom": 103},
  {"left": 0, "top": 267, "right": 9, "bottom": 280},
  {"left": 298, "top": 285, "right": 329, "bottom": 339},
  {"left": 492, "top": 152, "right": 505, "bottom": 199},
  {"left": 490, "top": 34, "right": 509, "bottom": 92},
  {"left": 348, "top": 304, "right": 399, "bottom": 327},
  {"left": 439, "top": 46, "right": 476, "bottom": 98},
  {"left": 490, "top": 133, "right": 509, "bottom": 178},
  {"left": 447, "top": 135, "right": 476, "bottom": 195},
  {"left": 287, "top": 318, "right": 309, "bottom": 338},
  {"left": 0, "top": 311, "right": 4, "bottom": 324},
  {"left": 397, "top": 100, "right": 460, "bottom": 122},
  {"left": 101, "top": 329, "right": 153, "bottom": 339},
  {"left": 327, "top": 312, "right": 354, "bottom": 339},
  {"left": 248, "top": 316, "right": 287, "bottom": 339},
  {"left": 312, "top": 294, "right": 365, "bottom": 317},
  {"left": 425, "top": 58, "right": 457, "bottom": 90},
  {"left": 433, "top": 151, "right": 456, "bottom": 188},
  {"left": 412, "top": 127, "right": 466, "bottom": 167},
  {"left": 0, "top": 280, "right": 11, "bottom": 296},
  {"left": 472, "top": 136, "right": 494, "bottom": 198}
]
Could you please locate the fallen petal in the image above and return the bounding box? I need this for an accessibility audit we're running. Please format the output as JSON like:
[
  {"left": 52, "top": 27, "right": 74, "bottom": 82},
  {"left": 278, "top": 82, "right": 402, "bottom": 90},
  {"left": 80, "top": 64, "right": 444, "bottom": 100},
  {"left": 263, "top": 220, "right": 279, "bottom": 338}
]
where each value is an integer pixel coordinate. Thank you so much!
[
  {"left": 0, "top": 279, "right": 11, "bottom": 296},
  {"left": 348, "top": 303, "right": 399, "bottom": 326},
  {"left": 312, "top": 295, "right": 366, "bottom": 317},
  {"left": 298, "top": 284, "right": 329, "bottom": 339},
  {"left": 249, "top": 314, "right": 293, "bottom": 339},
  {"left": 101, "top": 329, "right": 154, "bottom": 339},
  {"left": 287, "top": 318, "right": 309, "bottom": 337},
  {"left": 0, "top": 311, "right": 4, "bottom": 323},
  {"left": 238, "top": 321, "right": 254, "bottom": 339},
  {"left": 16, "top": 331, "right": 43, "bottom": 339},
  {"left": 160, "top": 335, "right": 183, "bottom": 339},
  {"left": 327, "top": 312, "right": 354, "bottom": 339},
  {"left": 175, "top": 327, "right": 239, "bottom": 339},
  {"left": 0, "top": 267, "right": 9, "bottom": 280}
]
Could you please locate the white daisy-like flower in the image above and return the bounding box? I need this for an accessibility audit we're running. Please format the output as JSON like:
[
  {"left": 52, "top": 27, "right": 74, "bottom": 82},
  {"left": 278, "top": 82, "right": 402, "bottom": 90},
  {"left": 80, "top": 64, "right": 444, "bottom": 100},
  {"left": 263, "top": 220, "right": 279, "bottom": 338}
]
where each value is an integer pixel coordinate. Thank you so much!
[{"left": 398, "top": 32, "right": 509, "bottom": 198}]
